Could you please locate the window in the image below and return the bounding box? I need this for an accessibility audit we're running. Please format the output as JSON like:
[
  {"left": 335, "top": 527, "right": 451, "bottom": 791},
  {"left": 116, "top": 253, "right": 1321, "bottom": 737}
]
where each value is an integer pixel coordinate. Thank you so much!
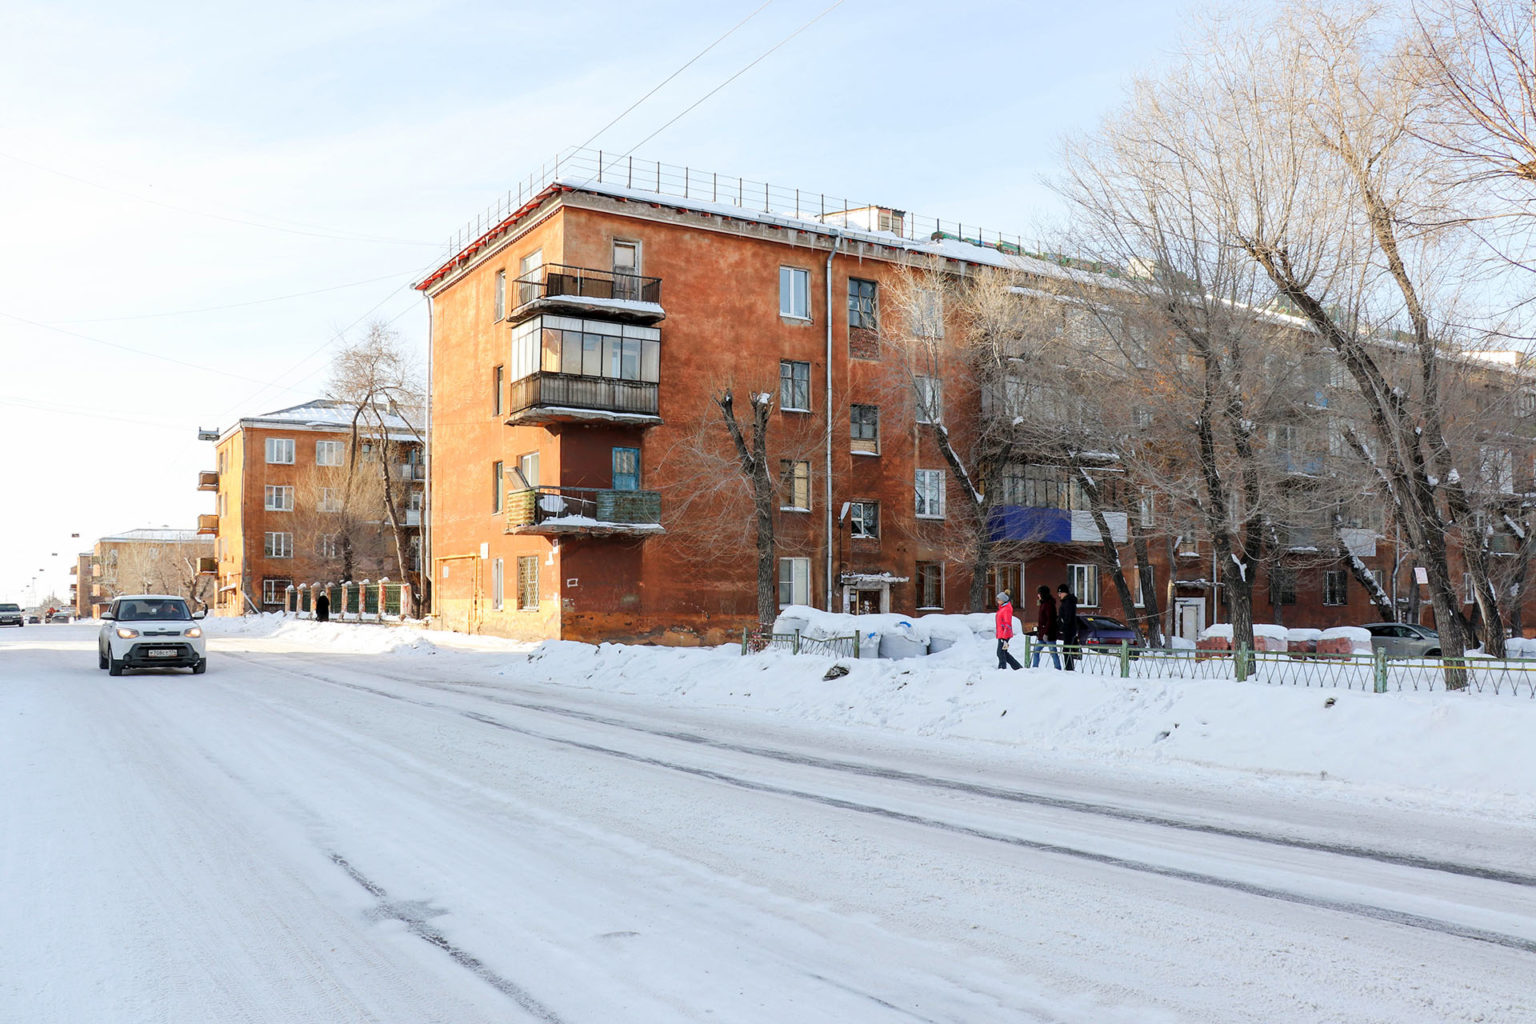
[
  {"left": 518, "top": 249, "right": 543, "bottom": 304},
  {"left": 612, "top": 447, "right": 640, "bottom": 491},
  {"left": 780, "top": 460, "right": 811, "bottom": 511},
  {"left": 265, "top": 438, "right": 295, "bottom": 464},
  {"left": 1133, "top": 572, "right": 1146, "bottom": 608},
  {"left": 318, "top": 534, "right": 340, "bottom": 559},
  {"left": 1324, "top": 570, "right": 1347, "bottom": 606},
  {"left": 780, "top": 266, "right": 810, "bottom": 319},
  {"left": 517, "top": 452, "right": 540, "bottom": 489},
  {"left": 494, "top": 269, "right": 506, "bottom": 321},
  {"left": 916, "top": 562, "right": 943, "bottom": 609},
  {"left": 1463, "top": 572, "right": 1474, "bottom": 604},
  {"left": 493, "top": 462, "right": 504, "bottom": 513},
  {"left": 493, "top": 365, "right": 505, "bottom": 416},
  {"left": 915, "top": 469, "right": 945, "bottom": 518},
  {"left": 778, "top": 556, "right": 811, "bottom": 608},
  {"left": 851, "top": 404, "right": 879, "bottom": 454},
  {"left": 780, "top": 360, "right": 811, "bottom": 411},
  {"left": 849, "top": 501, "right": 879, "bottom": 539},
  {"left": 264, "top": 485, "right": 294, "bottom": 512},
  {"left": 848, "top": 278, "right": 878, "bottom": 330},
  {"left": 319, "top": 487, "right": 343, "bottom": 513},
  {"left": 914, "top": 287, "right": 944, "bottom": 337},
  {"left": 491, "top": 558, "right": 504, "bottom": 611},
  {"left": 1138, "top": 489, "right": 1155, "bottom": 528},
  {"left": 316, "top": 440, "right": 344, "bottom": 466},
  {"left": 612, "top": 240, "right": 641, "bottom": 300},
  {"left": 915, "top": 376, "right": 943, "bottom": 424},
  {"left": 517, "top": 556, "right": 539, "bottom": 609},
  {"left": 1069, "top": 564, "right": 1100, "bottom": 608},
  {"left": 261, "top": 578, "right": 291, "bottom": 605},
  {"left": 219, "top": 493, "right": 226, "bottom": 516},
  {"left": 508, "top": 315, "right": 660, "bottom": 384},
  {"left": 264, "top": 532, "right": 293, "bottom": 559},
  {"left": 1271, "top": 567, "right": 1297, "bottom": 605}
]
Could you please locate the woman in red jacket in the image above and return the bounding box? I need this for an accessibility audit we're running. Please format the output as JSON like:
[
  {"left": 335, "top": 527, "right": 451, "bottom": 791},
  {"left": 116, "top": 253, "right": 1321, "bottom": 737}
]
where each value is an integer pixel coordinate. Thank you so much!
[
  {"left": 1031, "top": 585, "right": 1062, "bottom": 669},
  {"left": 995, "top": 591, "right": 1023, "bottom": 670}
]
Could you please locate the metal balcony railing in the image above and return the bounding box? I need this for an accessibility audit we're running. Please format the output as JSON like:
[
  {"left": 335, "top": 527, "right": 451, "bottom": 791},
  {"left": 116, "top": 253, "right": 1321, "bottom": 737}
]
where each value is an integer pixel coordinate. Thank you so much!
[
  {"left": 505, "top": 486, "right": 662, "bottom": 533},
  {"left": 196, "top": 514, "right": 219, "bottom": 535},
  {"left": 515, "top": 263, "right": 660, "bottom": 305},
  {"left": 507, "top": 372, "right": 659, "bottom": 419}
]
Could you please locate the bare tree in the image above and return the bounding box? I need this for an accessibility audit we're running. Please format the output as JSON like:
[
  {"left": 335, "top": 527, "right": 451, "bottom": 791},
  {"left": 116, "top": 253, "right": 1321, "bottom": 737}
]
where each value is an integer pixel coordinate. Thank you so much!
[{"left": 328, "top": 322, "right": 426, "bottom": 615}]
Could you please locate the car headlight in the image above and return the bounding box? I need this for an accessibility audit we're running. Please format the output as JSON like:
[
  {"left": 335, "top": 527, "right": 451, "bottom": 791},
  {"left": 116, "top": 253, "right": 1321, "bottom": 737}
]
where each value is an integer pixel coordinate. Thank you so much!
[
  {"left": 184, "top": 626, "right": 202, "bottom": 638},
  {"left": 115, "top": 627, "right": 140, "bottom": 639}
]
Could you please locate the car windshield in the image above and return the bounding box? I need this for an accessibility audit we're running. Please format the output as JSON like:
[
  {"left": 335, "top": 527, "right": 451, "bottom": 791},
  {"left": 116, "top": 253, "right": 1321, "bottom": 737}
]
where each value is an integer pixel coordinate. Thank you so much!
[
  {"left": 0, "top": 603, "right": 18, "bottom": 612},
  {"left": 115, "top": 599, "right": 191, "bottom": 622}
]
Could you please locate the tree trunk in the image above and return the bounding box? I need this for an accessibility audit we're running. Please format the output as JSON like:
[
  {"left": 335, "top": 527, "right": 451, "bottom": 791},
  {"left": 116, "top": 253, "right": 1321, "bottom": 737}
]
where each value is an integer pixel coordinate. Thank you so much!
[{"left": 716, "top": 391, "right": 777, "bottom": 626}]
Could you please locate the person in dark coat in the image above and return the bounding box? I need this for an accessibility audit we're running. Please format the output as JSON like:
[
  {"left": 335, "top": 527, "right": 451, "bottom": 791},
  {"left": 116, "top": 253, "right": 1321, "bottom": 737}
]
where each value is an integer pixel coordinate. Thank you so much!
[
  {"left": 315, "top": 592, "right": 330, "bottom": 623},
  {"left": 995, "top": 591, "right": 1023, "bottom": 670},
  {"left": 1057, "top": 583, "right": 1080, "bottom": 671},
  {"left": 1031, "top": 585, "right": 1062, "bottom": 669}
]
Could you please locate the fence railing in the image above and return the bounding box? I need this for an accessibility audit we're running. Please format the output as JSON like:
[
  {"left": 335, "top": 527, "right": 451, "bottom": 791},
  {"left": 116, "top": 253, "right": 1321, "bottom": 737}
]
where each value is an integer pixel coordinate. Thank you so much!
[
  {"left": 743, "top": 628, "right": 860, "bottom": 659},
  {"left": 285, "top": 581, "right": 415, "bottom": 623}
]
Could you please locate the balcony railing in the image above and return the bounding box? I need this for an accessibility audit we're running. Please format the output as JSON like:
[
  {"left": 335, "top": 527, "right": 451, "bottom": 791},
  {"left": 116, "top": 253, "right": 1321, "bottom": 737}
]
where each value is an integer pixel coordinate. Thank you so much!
[
  {"left": 196, "top": 514, "right": 219, "bottom": 535},
  {"left": 196, "top": 557, "right": 216, "bottom": 574},
  {"left": 197, "top": 470, "right": 218, "bottom": 491},
  {"left": 507, "top": 372, "right": 659, "bottom": 423},
  {"left": 511, "top": 264, "right": 662, "bottom": 321},
  {"left": 505, "top": 486, "right": 663, "bottom": 536},
  {"left": 396, "top": 463, "right": 426, "bottom": 482}
]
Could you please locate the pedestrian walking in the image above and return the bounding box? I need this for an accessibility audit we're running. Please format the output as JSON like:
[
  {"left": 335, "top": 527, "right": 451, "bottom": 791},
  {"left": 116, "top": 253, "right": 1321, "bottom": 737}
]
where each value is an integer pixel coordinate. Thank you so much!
[
  {"left": 315, "top": 592, "right": 330, "bottom": 623},
  {"left": 995, "top": 591, "right": 1023, "bottom": 670},
  {"left": 1031, "top": 585, "right": 1062, "bottom": 669},
  {"left": 1057, "top": 583, "right": 1079, "bottom": 671}
]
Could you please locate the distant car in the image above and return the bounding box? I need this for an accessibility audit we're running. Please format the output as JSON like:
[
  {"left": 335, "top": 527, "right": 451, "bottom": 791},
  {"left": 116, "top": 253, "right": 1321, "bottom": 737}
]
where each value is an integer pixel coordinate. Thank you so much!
[
  {"left": 47, "top": 610, "right": 71, "bottom": 623},
  {"left": 1361, "top": 622, "right": 1441, "bottom": 658},
  {"left": 27, "top": 614, "right": 40, "bottom": 624},
  {"left": 1075, "top": 614, "right": 1140, "bottom": 650},
  {"left": 98, "top": 594, "right": 207, "bottom": 676},
  {"left": 0, "top": 602, "right": 22, "bottom": 627}
]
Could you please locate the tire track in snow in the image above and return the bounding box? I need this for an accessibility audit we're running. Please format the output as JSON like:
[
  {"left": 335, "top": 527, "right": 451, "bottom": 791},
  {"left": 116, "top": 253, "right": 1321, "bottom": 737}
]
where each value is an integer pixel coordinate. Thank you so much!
[{"left": 229, "top": 651, "right": 1536, "bottom": 957}]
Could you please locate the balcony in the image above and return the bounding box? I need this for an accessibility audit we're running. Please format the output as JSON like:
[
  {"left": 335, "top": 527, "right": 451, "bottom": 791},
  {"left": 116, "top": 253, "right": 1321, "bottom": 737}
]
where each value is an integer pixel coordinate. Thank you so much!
[
  {"left": 510, "top": 264, "right": 663, "bottom": 324},
  {"left": 197, "top": 470, "right": 219, "bottom": 491},
  {"left": 506, "top": 372, "right": 660, "bottom": 426},
  {"left": 396, "top": 463, "right": 426, "bottom": 482},
  {"left": 196, "top": 514, "right": 219, "bottom": 535},
  {"left": 404, "top": 508, "right": 421, "bottom": 527},
  {"left": 196, "top": 557, "right": 217, "bottom": 574},
  {"left": 505, "top": 486, "right": 663, "bottom": 537}
]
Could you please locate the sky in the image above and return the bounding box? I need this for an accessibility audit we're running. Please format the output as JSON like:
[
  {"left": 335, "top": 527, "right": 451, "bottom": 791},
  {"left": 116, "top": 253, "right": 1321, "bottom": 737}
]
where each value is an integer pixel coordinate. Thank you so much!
[{"left": 0, "top": 0, "right": 1195, "bottom": 606}]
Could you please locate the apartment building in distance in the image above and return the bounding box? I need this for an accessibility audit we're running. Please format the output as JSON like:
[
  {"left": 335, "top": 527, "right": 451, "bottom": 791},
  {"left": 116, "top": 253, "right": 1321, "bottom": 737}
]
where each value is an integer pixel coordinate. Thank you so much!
[
  {"left": 418, "top": 151, "right": 1536, "bottom": 645},
  {"left": 202, "top": 401, "right": 424, "bottom": 615},
  {"left": 83, "top": 528, "right": 214, "bottom": 617}
]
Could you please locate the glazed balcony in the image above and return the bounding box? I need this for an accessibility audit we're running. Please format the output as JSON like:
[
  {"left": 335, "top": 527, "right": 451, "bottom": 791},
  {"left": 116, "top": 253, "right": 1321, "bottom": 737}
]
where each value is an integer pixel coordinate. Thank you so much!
[
  {"left": 506, "top": 372, "right": 660, "bottom": 426},
  {"left": 197, "top": 470, "right": 219, "bottom": 491},
  {"left": 196, "top": 514, "right": 219, "bottom": 535},
  {"left": 510, "top": 264, "right": 663, "bottom": 324},
  {"left": 505, "top": 486, "right": 663, "bottom": 537},
  {"left": 196, "top": 557, "right": 217, "bottom": 574}
]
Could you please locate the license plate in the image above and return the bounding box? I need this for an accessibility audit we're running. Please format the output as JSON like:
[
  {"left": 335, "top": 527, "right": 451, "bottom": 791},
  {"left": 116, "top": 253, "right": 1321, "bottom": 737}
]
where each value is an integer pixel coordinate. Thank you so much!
[{"left": 146, "top": 649, "right": 177, "bottom": 658}]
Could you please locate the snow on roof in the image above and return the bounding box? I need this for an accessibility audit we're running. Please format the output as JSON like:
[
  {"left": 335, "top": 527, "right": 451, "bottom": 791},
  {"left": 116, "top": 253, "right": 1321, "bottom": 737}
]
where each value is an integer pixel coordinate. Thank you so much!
[
  {"left": 222, "top": 399, "right": 424, "bottom": 442},
  {"left": 99, "top": 528, "right": 211, "bottom": 544}
]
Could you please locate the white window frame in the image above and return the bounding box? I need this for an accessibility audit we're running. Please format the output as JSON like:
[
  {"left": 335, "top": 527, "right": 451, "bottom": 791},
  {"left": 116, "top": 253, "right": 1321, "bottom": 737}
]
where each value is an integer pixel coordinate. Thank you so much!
[
  {"left": 318, "top": 534, "right": 340, "bottom": 559},
  {"left": 780, "top": 459, "right": 811, "bottom": 512},
  {"left": 780, "top": 360, "right": 811, "bottom": 412},
  {"left": 915, "top": 561, "right": 944, "bottom": 610},
  {"left": 264, "top": 485, "right": 294, "bottom": 512},
  {"left": 778, "top": 556, "right": 811, "bottom": 608},
  {"left": 914, "top": 469, "right": 945, "bottom": 519},
  {"left": 1463, "top": 572, "right": 1474, "bottom": 604},
  {"left": 261, "top": 578, "right": 291, "bottom": 604},
  {"left": 264, "top": 532, "right": 293, "bottom": 559},
  {"left": 779, "top": 266, "right": 811, "bottom": 320},
  {"left": 914, "top": 376, "right": 943, "bottom": 424},
  {"left": 265, "top": 437, "right": 295, "bottom": 464},
  {"left": 851, "top": 403, "right": 879, "bottom": 455},
  {"left": 517, "top": 452, "right": 540, "bottom": 489},
  {"left": 849, "top": 501, "right": 879, "bottom": 539},
  {"left": 1069, "top": 563, "right": 1100, "bottom": 608},
  {"left": 491, "top": 558, "right": 504, "bottom": 611},
  {"left": 316, "top": 440, "right": 345, "bottom": 466},
  {"left": 1323, "top": 569, "right": 1347, "bottom": 606}
]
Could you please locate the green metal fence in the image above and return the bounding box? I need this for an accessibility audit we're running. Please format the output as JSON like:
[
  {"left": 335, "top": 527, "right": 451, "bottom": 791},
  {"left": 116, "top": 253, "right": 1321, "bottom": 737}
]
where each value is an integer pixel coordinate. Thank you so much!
[
  {"left": 286, "top": 582, "right": 415, "bottom": 623},
  {"left": 742, "top": 629, "right": 860, "bottom": 659}
]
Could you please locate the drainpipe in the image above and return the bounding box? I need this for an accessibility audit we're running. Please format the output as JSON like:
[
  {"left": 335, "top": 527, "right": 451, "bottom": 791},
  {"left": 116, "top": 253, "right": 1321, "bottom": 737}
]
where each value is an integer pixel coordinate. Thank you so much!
[
  {"left": 824, "top": 229, "right": 843, "bottom": 612},
  {"left": 424, "top": 294, "right": 434, "bottom": 622}
]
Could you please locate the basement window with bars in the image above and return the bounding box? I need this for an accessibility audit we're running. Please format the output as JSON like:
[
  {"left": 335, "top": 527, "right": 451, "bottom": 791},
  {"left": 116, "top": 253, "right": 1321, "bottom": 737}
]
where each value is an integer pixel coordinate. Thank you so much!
[{"left": 517, "top": 556, "right": 539, "bottom": 610}]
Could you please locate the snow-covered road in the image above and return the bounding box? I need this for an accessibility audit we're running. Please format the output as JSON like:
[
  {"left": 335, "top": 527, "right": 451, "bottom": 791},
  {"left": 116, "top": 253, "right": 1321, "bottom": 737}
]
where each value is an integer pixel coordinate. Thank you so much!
[{"left": 4, "top": 624, "right": 1534, "bottom": 1023}]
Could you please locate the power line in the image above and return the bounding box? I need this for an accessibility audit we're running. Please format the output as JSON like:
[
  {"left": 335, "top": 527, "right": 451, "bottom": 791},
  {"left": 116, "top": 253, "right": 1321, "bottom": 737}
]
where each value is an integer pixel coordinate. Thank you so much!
[{"left": 49, "top": 270, "right": 420, "bottom": 324}]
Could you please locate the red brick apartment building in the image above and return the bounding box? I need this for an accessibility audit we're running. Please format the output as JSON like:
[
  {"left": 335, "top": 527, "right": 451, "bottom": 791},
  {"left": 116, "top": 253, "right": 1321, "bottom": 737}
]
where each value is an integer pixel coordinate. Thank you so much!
[
  {"left": 418, "top": 153, "right": 1536, "bottom": 645},
  {"left": 202, "top": 401, "right": 423, "bottom": 615}
]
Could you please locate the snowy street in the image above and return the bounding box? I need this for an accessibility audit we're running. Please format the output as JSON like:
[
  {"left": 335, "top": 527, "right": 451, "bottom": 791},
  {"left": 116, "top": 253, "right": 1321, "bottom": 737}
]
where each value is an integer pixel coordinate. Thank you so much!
[{"left": 4, "top": 621, "right": 1535, "bottom": 1023}]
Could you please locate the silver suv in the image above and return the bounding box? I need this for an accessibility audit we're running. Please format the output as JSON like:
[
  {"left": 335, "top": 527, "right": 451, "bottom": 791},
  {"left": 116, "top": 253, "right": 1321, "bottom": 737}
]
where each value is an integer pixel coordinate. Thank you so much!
[
  {"left": 1361, "top": 622, "right": 1441, "bottom": 659},
  {"left": 99, "top": 594, "right": 207, "bottom": 675}
]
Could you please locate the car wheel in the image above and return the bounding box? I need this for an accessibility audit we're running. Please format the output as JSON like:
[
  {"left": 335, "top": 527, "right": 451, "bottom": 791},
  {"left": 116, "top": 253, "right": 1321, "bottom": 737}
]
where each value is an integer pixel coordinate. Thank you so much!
[
  {"left": 192, "top": 659, "right": 206, "bottom": 675},
  {"left": 108, "top": 657, "right": 124, "bottom": 677}
]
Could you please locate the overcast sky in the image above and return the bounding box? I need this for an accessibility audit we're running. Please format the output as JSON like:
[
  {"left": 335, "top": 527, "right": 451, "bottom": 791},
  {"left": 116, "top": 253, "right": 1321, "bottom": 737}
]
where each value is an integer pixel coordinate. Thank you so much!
[{"left": 0, "top": 0, "right": 1192, "bottom": 605}]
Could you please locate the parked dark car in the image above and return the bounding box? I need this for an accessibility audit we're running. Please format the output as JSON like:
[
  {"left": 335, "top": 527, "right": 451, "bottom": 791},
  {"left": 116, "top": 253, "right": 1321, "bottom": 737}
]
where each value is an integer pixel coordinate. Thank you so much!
[
  {"left": 1075, "top": 615, "right": 1139, "bottom": 651},
  {"left": 0, "top": 602, "right": 22, "bottom": 627},
  {"left": 1361, "top": 622, "right": 1441, "bottom": 658}
]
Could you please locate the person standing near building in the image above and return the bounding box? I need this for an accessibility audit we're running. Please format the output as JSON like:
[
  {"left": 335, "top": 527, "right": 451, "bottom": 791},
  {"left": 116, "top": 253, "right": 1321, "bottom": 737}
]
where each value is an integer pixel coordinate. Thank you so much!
[
  {"left": 1057, "top": 583, "right": 1080, "bottom": 671},
  {"left": 995, "top": 591, "right": 1023, "bottom": 671},
  {"left": 315, "top": 592, "right": 330, "bottom": 623},
  {"left": 1031, "top": 585, "right": 1062, "bottom": 669}
]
